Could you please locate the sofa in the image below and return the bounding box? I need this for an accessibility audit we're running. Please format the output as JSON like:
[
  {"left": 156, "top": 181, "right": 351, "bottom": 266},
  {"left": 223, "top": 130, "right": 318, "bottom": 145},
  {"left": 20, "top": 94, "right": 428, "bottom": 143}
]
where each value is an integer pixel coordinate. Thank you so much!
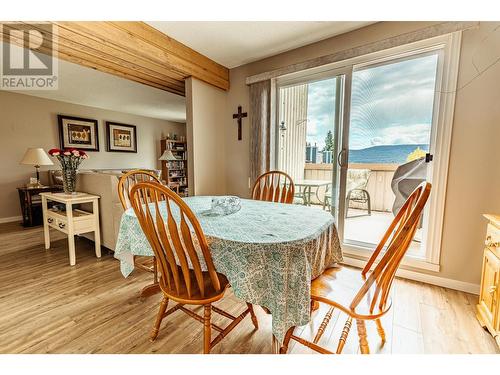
[{"left": 48, "top": 169, "right": 161, "bottom": 251}]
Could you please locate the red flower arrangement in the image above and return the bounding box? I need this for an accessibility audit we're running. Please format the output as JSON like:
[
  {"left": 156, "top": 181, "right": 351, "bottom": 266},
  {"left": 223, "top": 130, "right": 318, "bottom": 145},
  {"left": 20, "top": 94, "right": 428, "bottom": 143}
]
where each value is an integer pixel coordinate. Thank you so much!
[{"left": 48, "top": 148, "right": 89, "bottom": 159}]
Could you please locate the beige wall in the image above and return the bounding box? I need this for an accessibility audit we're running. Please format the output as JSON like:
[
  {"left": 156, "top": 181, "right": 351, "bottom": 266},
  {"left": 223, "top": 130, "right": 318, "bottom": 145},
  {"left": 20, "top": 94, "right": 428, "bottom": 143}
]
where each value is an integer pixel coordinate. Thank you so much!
[
  {"left": 185, "top": 77, "right": 226, "bottom": 196},
  {"left": 223, "top": 21, "right": 500, "bottom": 285},
  {"left": 0, "top": 90, "right": 185, "bottom": 220},
  {"left": 440, "top": 22, "right": 500, "bottom": 284}
]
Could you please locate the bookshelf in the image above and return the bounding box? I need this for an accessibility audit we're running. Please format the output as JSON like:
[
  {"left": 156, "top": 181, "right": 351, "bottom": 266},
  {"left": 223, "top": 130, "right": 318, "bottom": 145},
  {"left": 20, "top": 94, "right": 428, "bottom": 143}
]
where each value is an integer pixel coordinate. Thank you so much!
[{"left": 160, "top": 139, "right": 189, "bottom": 197}]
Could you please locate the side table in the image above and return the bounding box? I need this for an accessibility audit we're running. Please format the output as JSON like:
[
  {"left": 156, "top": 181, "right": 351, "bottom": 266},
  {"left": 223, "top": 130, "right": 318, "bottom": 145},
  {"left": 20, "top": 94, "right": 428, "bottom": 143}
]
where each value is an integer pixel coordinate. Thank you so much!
[{"left": 40, "top": 192, "right": 101, "bottom": 266}]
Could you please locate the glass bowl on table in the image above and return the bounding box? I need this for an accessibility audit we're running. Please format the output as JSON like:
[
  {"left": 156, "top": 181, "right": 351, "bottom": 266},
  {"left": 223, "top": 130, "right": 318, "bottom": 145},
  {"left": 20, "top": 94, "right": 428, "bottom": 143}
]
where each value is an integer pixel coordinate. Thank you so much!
[{"left": 208, "top": 196, "right": 241, "bottom": 216}]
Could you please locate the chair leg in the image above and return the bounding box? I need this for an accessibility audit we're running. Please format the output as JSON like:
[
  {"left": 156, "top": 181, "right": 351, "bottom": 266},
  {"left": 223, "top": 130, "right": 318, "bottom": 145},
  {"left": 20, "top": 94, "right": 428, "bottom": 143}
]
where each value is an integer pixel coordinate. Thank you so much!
[
  {"left": 247, "top": 303, "right": 259, "bottom": 329},
  {"left": 313, "top": 306, "right": 335, "bottom": 344},
  {"left": 153, "top": 256, "right": 158, "bottom": 283},
  {"left": 336, "top": 317, "right": 352, "bottom": 354},
  {"left": 203, "top": 304, "right": 212, "bottom": 354},
  {"left": 150, "top": 296, "right": 169, "bottom": 341},
  {"left": 375, "top": 319, "right": 386, "bottom": 343},
  {"left": 345, "top": 191, "right": 352, "bottom": 218},
  {"left": 363, "top": 189, "right": 372, "bottom": 216},
  {"left": 280, "top": 326, "right": 295, "bottom": 354},
  {"left": 356, "top": 319, "right": 370, "bottom": 354},
  {"left": 261, "top": 306, "right": 271, "bottom": 314},
  {"left": 323, "top": 196, "right": 331, "bottom": 212},
  {"left": 310, "top": 300, "right": 320, "bottom": 313}
]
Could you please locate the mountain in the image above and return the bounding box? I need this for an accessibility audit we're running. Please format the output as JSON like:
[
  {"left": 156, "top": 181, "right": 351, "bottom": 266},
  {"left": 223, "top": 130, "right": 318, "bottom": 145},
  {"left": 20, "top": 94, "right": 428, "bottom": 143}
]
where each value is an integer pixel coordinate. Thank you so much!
[{"left": 349, "top": 144, "right": 429, "bottom": 164}]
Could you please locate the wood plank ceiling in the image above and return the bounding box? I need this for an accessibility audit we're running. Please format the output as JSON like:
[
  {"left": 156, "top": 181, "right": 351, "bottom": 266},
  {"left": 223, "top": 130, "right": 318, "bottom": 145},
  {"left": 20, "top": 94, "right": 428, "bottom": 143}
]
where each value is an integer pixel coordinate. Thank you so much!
[{"left": 0, "top": 21, "right": 230, "bottom": 96}]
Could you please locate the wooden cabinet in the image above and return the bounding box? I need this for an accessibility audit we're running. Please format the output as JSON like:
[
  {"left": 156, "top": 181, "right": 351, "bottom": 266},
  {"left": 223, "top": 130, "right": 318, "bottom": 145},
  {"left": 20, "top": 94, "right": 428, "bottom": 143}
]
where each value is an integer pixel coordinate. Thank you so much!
[{"left": 477, "top": 214, "right": 500, "bottom": 349}]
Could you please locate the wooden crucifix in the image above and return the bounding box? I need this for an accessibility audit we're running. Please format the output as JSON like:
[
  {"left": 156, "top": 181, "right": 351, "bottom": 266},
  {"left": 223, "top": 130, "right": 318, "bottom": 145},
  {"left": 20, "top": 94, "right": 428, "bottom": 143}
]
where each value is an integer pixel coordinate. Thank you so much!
[{"left": 232, "top": 105, "right": 247, "bottom": 141}]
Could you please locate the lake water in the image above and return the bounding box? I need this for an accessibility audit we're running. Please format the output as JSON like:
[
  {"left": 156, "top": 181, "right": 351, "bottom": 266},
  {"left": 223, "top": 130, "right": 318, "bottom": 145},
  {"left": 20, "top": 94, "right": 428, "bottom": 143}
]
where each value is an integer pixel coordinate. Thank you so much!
[{"left": 349, "top": 144, "right": 429, "bottom": 164}]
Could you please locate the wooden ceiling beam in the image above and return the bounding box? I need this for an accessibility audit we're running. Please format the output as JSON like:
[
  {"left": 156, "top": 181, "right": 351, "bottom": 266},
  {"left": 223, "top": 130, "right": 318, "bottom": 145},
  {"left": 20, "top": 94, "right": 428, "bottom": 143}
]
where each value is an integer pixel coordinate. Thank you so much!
[
  {"left": 109, "top": 22, "right": 228, "bottom": 80},
  {"left": 1, "top": 27, "right": 185, "bottom": 96},
  {"left": 1, "top": 21, "right": 229, "bottom": 95},
  {"left": 54, "top": 23, "right": 187, "bottom": 81},
  {"left": 55, "top": 21, "right": 230, "bottom": 92},
  {"left": 3, "top": 23, "right": 186, "bottom": 95},
  {"left": 1, "top": 29, "right": 185, "bottom": 96}
]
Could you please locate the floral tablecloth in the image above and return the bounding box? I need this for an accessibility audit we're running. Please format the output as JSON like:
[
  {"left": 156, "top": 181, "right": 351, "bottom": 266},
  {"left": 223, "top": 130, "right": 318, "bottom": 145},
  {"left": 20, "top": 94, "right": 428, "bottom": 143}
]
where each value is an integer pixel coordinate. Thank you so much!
[{"left": 114, "top": 196, "right": 342, "bottom": 341}]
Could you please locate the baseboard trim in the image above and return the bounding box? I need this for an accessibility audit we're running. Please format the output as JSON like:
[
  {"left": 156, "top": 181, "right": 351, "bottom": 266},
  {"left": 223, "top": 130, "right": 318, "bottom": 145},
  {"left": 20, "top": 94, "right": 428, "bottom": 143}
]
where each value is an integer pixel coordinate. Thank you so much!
[
  {"left": 342, "top": 256, "right": 480, "bottom": 295},
  {"left": 0, "top": 216, "right": 22, "bottom": 224}
]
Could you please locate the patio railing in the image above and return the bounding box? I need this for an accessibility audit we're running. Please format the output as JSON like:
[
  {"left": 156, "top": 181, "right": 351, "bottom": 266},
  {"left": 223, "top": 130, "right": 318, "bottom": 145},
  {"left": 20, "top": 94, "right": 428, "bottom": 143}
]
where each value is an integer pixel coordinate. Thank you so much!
[{"left": 303, "top": 163, "right": 398, "bottom": 212}]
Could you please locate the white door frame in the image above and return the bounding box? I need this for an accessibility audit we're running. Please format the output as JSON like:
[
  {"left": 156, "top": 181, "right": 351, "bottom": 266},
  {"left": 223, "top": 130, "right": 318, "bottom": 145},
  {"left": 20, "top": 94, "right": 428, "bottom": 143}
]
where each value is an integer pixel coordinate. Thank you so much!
[
  {"left": 275, "top": 32, "right": 461, "bottom": 272},
  {"left": 342, "top": 32, "right": 461, "bottom": 271}
]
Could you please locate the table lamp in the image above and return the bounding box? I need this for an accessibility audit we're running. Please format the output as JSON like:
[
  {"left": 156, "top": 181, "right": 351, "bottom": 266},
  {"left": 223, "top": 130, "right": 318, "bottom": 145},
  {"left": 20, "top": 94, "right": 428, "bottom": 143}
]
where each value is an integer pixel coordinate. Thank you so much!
[
  {"left": 159, "top": 149, "right": 178, "bottom": 161},
  {"left": 20, "top": 148, "right": 53, "bottom": 187}
]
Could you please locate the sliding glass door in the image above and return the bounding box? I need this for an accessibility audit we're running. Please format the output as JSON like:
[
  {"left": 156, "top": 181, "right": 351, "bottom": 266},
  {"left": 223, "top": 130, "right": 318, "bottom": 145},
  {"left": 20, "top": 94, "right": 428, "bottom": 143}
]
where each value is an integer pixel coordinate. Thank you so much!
[
  {"left": 343, "top": 52, "right": 440, "bottom": 257},
  {"left": 275, "top": 33, "right": 458, "bottom": 267},
  {"left": 276, "top": 70, "right": 349, "bottom": 225}
]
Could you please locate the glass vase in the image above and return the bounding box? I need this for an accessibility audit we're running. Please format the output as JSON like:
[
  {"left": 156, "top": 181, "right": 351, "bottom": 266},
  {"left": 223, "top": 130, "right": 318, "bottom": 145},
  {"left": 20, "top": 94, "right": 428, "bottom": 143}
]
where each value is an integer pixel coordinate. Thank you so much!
[{"left": 62, "top": 167, "right": 77, "bottom": 194}]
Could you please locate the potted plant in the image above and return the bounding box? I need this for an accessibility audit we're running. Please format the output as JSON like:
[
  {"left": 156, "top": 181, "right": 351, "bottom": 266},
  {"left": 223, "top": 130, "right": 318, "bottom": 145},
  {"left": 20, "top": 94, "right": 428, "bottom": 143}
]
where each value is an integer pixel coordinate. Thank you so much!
[{"left": 48, "top": 148, "right": 89, "bottom": 194}]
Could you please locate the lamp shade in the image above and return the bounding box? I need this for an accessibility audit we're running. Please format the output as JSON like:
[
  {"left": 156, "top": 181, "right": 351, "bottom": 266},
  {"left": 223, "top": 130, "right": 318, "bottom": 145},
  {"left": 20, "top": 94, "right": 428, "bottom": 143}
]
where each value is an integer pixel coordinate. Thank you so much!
[
  {"left": 159, "top": 150, "right": 178, "bottom": 161},
  {"left": 20, "top": 148, "right": 53, "bottom": 166}
]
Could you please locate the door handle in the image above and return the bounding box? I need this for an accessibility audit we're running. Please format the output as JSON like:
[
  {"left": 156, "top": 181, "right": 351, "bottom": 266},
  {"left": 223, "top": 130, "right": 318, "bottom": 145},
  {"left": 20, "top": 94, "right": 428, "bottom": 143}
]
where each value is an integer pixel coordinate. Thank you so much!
[{"left": 337, "top": 149, "right": 347, "bottom": 167}]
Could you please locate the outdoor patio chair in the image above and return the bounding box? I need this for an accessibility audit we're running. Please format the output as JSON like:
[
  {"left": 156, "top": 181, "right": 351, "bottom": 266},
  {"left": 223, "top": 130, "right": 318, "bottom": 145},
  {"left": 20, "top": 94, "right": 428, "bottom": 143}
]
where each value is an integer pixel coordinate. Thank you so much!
[
  {"left": 293, "top": 185, "right": 307, "bottom": 205},
  {"left": 323, "top": 169, "right": 372, "bottom": 217}
]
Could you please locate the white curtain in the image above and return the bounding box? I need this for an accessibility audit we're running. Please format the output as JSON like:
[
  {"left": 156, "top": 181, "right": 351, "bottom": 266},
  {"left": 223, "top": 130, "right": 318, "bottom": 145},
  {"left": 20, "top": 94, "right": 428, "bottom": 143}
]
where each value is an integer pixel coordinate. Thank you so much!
[{"left": 249, "top": 79, "right": 276, "bottom": 185}]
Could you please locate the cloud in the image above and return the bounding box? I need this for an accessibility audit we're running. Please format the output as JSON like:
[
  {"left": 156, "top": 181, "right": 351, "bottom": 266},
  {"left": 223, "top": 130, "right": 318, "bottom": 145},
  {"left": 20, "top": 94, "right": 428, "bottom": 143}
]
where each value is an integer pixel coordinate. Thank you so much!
[
  {"left": 306, "top": 78, "right": 336, "bottom": 149},
  {"left": 349, "top": 53, "right": 438, "bottom": 149},
  {"left": 292, "top": 52, "right": 439, "bottom": 151},
  {"left": 367, "top": 123, "right": 431, "bottom": 147},
  {"left": 306, "top": 121, "right": 318, "bottom": 137}
]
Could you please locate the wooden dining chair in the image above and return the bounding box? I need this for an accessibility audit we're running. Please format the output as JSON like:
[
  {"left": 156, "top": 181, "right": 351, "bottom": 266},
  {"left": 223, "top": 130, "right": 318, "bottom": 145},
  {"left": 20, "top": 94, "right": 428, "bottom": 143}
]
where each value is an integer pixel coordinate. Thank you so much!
[
  {"left": 251, "top": 170, "right": 295, "bottom": 204},
  {"left": 118, "top": 170, "right": 163, "bottom": 290},
  {"left": 129, "top": 181, "right": 259, "bottom": 353},
  {"left": 280, "top": 181, "right": 431, "bottom": 354},
  {"left": 118, "top": 170, "right": 163, "bottom": 210}
]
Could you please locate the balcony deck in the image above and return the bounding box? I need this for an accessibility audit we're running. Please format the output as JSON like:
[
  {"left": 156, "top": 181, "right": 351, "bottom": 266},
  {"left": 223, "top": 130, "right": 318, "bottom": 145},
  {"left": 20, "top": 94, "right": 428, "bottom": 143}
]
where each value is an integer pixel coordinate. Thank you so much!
[
  {"left": 344, "top": 208, "right": 423, "bottom": 257},
  {"left": 305, "top": 204, "right": 423, "bottom": 257},
  {"left": 299, "top": 160, "right": 424, "bottom": 258}
]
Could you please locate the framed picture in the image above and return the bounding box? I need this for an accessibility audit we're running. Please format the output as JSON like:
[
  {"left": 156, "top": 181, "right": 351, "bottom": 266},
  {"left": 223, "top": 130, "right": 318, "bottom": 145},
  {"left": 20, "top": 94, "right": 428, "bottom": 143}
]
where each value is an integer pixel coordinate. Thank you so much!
[
  {"left": 58, "top": 115, "right": 99, "bottom": 151},
  {"left": 106, "top": 122, "right": 137, "bottom": 153}
]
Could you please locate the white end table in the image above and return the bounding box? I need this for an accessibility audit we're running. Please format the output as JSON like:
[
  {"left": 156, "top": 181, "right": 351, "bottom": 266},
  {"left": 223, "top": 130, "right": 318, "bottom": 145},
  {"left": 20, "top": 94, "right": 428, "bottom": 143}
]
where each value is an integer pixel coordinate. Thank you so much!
[{"left": 40, "top": 192, "right": 101, "bottom": 266}]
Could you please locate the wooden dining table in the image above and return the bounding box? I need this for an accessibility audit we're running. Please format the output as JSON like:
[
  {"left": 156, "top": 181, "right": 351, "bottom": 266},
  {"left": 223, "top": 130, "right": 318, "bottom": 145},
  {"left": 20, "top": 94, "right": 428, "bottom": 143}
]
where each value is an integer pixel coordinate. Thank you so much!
[{"left": 114, "top": 196, "right": 342, "bottom": 352}]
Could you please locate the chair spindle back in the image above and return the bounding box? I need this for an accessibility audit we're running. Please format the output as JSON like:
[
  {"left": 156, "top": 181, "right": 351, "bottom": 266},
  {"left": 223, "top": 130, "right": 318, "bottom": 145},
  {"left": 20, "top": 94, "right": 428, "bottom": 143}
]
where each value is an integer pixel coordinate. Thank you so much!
[
  {"left": 118, "top": 170, "right": 162, "bottom": 210},
  {"left": 129, "top": 181, "right": 221, "bottom": 299},
  {"left": 350, "top": 181, "right": 431, "bottom": 314},
  {"left": 251, "top": 171, "right": 295, "bottom": 204}
]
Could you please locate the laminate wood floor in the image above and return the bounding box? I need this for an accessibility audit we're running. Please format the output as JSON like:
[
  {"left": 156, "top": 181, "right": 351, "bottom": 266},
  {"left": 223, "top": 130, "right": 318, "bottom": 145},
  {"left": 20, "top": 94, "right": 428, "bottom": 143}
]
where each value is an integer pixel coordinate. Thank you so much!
[{"left": 0, "top": 222, "right": 498, "bottom": 354}]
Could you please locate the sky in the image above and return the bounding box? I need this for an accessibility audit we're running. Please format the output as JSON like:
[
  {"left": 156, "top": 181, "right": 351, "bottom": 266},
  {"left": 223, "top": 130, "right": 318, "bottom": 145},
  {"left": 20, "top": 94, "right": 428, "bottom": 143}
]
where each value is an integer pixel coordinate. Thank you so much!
[{"left": 305, "top": 53, "right": 439, "bottom": 150}]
